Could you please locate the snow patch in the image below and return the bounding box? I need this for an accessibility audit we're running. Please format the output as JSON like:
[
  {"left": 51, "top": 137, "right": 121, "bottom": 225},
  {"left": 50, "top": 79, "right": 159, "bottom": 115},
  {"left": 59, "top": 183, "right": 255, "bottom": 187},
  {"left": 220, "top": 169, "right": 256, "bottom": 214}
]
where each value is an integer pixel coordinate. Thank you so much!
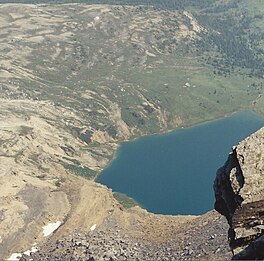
[
  {"left": 90, "top": 224, "right": 97, "bottom": 231},
  {"left": 7, "top": 253, "right": 22, "bottom": 261},
  {"left": 23, "top": 245, "right": 39, "bottom": 256},
  {"left": 42, "top": 221, "right": 62, "bottom": 237},
  {"left": 7, "top": 243, "right": 39, "bottom": 260}
]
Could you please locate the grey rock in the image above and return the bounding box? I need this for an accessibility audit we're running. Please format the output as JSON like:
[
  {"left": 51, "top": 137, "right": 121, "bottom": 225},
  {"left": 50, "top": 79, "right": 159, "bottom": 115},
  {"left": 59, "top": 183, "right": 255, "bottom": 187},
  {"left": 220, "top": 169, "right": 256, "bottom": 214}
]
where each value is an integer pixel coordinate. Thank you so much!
[{"left": 214, "top": 127, "right": 264, "bottom": 257}]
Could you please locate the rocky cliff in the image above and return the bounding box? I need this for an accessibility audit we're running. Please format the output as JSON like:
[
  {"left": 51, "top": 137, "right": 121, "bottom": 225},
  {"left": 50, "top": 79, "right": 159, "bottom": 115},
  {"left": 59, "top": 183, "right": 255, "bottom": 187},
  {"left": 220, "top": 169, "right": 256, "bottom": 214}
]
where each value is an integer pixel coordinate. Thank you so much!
[{"left": 214, "top": 127, "right": 264, "bottom": 259}]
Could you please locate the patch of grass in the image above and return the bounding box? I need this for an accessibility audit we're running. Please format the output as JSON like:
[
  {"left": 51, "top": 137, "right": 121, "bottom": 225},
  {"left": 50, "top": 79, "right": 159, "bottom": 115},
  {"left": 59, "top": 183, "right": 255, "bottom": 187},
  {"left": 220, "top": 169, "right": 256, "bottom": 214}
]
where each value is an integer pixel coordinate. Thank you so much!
[
  {"left": 62, "top": 156, "right": 80, "bottom": 166},
  {"left": 115, "top": 53, "right": 262, "bottom": 129},
  {"left": 61, "top": 161, "right": 97, "bottom": 180},
  {"left": 113, "top": 192, "right": 139, "bottom": 209},
  {"left": 19, "top": 126, "right": 33, "bottom": 135}
]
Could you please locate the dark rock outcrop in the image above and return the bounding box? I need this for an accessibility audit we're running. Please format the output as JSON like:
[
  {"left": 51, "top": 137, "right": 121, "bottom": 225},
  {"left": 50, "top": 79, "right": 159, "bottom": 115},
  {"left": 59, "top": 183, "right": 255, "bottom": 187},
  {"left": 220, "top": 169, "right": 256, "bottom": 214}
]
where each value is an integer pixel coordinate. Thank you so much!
[
  {"left": 232, "top": 235, "right": 264, "bottom": 260},
  {"left": 214, "top": 127, "right": 264, "bottom": 258}
]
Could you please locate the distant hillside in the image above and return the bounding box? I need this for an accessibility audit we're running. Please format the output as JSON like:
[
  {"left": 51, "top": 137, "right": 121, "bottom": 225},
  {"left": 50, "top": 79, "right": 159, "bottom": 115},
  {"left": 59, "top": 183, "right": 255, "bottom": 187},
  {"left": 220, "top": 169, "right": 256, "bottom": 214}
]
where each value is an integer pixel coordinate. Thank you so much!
[{"left": 0, "top": 0, "right": 218, "bottom": 9}]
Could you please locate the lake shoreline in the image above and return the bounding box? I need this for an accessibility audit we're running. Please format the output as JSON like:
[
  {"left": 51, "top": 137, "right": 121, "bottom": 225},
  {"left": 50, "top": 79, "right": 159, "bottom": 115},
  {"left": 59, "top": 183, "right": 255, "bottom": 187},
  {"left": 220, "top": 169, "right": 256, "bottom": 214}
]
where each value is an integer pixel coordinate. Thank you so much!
[
  {"left": 96, "top": 110, "right": 264, "bottom": 215},
  {"left": 95, "top": 108, "right": 250, "bottom": 181}
]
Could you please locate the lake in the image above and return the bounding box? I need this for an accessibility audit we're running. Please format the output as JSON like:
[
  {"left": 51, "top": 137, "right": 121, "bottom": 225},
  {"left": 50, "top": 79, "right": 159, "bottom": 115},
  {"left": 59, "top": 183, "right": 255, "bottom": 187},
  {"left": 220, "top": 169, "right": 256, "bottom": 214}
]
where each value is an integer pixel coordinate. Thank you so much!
[{"left": 96, "top": 111, "right": 264, "bottom": 215}]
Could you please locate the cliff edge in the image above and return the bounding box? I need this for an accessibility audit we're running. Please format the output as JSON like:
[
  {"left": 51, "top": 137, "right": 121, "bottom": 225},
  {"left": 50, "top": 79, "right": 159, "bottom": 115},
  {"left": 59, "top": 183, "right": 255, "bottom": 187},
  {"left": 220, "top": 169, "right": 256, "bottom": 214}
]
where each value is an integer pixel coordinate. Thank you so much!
[{"left": 214, "top": 127, "right": 264, "bottom": 259}]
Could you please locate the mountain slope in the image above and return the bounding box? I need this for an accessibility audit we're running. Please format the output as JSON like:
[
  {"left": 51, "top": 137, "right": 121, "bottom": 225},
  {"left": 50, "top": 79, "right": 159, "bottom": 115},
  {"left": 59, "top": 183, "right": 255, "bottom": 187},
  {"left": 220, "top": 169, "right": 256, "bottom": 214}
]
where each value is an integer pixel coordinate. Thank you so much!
[{"left": 0, "top": 1, "right": 264, "bottom": 259}]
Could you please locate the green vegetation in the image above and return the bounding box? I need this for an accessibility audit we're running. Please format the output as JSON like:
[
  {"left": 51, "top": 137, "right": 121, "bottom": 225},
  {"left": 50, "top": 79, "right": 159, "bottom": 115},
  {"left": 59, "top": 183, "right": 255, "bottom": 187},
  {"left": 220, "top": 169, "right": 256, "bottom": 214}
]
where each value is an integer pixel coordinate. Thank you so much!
[
  {"left": 196, "top": 1, "right": 264, "bottom": 79},
  {"left": 62, "top": 162, "right": 97, "bottom": 179},
  {"left": 18, "top": 126, "right": 33, "bottom": 135},
  {"left": 113, "top": 192, "right": 139, "bottom": 208},
  {"left": 0, "top": 0, "right": 218, "bottom": 8},
  {"left": 1, "top": 0, "right": 263, "bottom": 143}
]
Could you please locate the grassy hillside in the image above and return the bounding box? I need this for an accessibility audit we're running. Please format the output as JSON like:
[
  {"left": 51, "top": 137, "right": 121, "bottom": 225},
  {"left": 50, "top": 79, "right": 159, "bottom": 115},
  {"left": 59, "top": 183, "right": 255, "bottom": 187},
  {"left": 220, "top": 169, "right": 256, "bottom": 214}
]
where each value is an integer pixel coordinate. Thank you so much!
[
  {"left": 0, "top": 0, "right": 263, "bottom": 179},
  {"left": 0, "top": 0, "right": 218, "bottom": 8}
]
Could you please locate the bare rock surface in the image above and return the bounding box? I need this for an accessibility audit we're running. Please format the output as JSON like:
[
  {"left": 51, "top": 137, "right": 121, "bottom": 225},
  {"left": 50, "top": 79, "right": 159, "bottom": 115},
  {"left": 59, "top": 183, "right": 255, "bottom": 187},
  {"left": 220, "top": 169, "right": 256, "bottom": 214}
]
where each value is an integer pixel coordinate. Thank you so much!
[
  {"left": 232, "top": 235, "right": 264, "bottom": 260},
  {"left": 214, "top": 127, "right": 264, "bottom": 257}
]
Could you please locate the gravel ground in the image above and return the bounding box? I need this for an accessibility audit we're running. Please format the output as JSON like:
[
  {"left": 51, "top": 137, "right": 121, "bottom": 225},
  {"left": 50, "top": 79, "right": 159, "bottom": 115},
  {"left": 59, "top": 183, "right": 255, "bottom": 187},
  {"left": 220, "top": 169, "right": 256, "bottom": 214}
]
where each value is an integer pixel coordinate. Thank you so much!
[{"left": 20, "top": 211, "right": 232, "bottom": 261}]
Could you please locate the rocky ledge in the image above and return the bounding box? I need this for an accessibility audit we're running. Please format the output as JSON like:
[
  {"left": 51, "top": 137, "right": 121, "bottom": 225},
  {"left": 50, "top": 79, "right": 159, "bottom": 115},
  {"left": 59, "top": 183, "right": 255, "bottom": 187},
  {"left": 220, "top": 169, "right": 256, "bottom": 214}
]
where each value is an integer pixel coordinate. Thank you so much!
[{"left": 214, "top": 127, "right": 264, "bottom": 259}]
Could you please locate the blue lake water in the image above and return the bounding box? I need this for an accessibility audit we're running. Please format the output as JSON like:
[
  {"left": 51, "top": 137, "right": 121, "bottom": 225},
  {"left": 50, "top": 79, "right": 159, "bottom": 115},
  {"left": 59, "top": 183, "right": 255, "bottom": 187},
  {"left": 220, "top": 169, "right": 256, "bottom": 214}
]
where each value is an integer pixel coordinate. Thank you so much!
[{"left": 96, "top": 111, "right": 264, "bottom": 215}]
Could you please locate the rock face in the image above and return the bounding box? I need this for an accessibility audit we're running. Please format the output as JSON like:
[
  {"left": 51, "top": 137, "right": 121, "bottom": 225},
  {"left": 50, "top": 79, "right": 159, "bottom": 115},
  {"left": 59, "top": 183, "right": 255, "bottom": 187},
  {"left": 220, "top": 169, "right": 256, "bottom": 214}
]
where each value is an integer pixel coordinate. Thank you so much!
[
  {"left": 232, "top": 235, "right": 264, "bottom": 260},
  {"left": 214, "top": 127, "right": 264, "bottom": 258}
]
